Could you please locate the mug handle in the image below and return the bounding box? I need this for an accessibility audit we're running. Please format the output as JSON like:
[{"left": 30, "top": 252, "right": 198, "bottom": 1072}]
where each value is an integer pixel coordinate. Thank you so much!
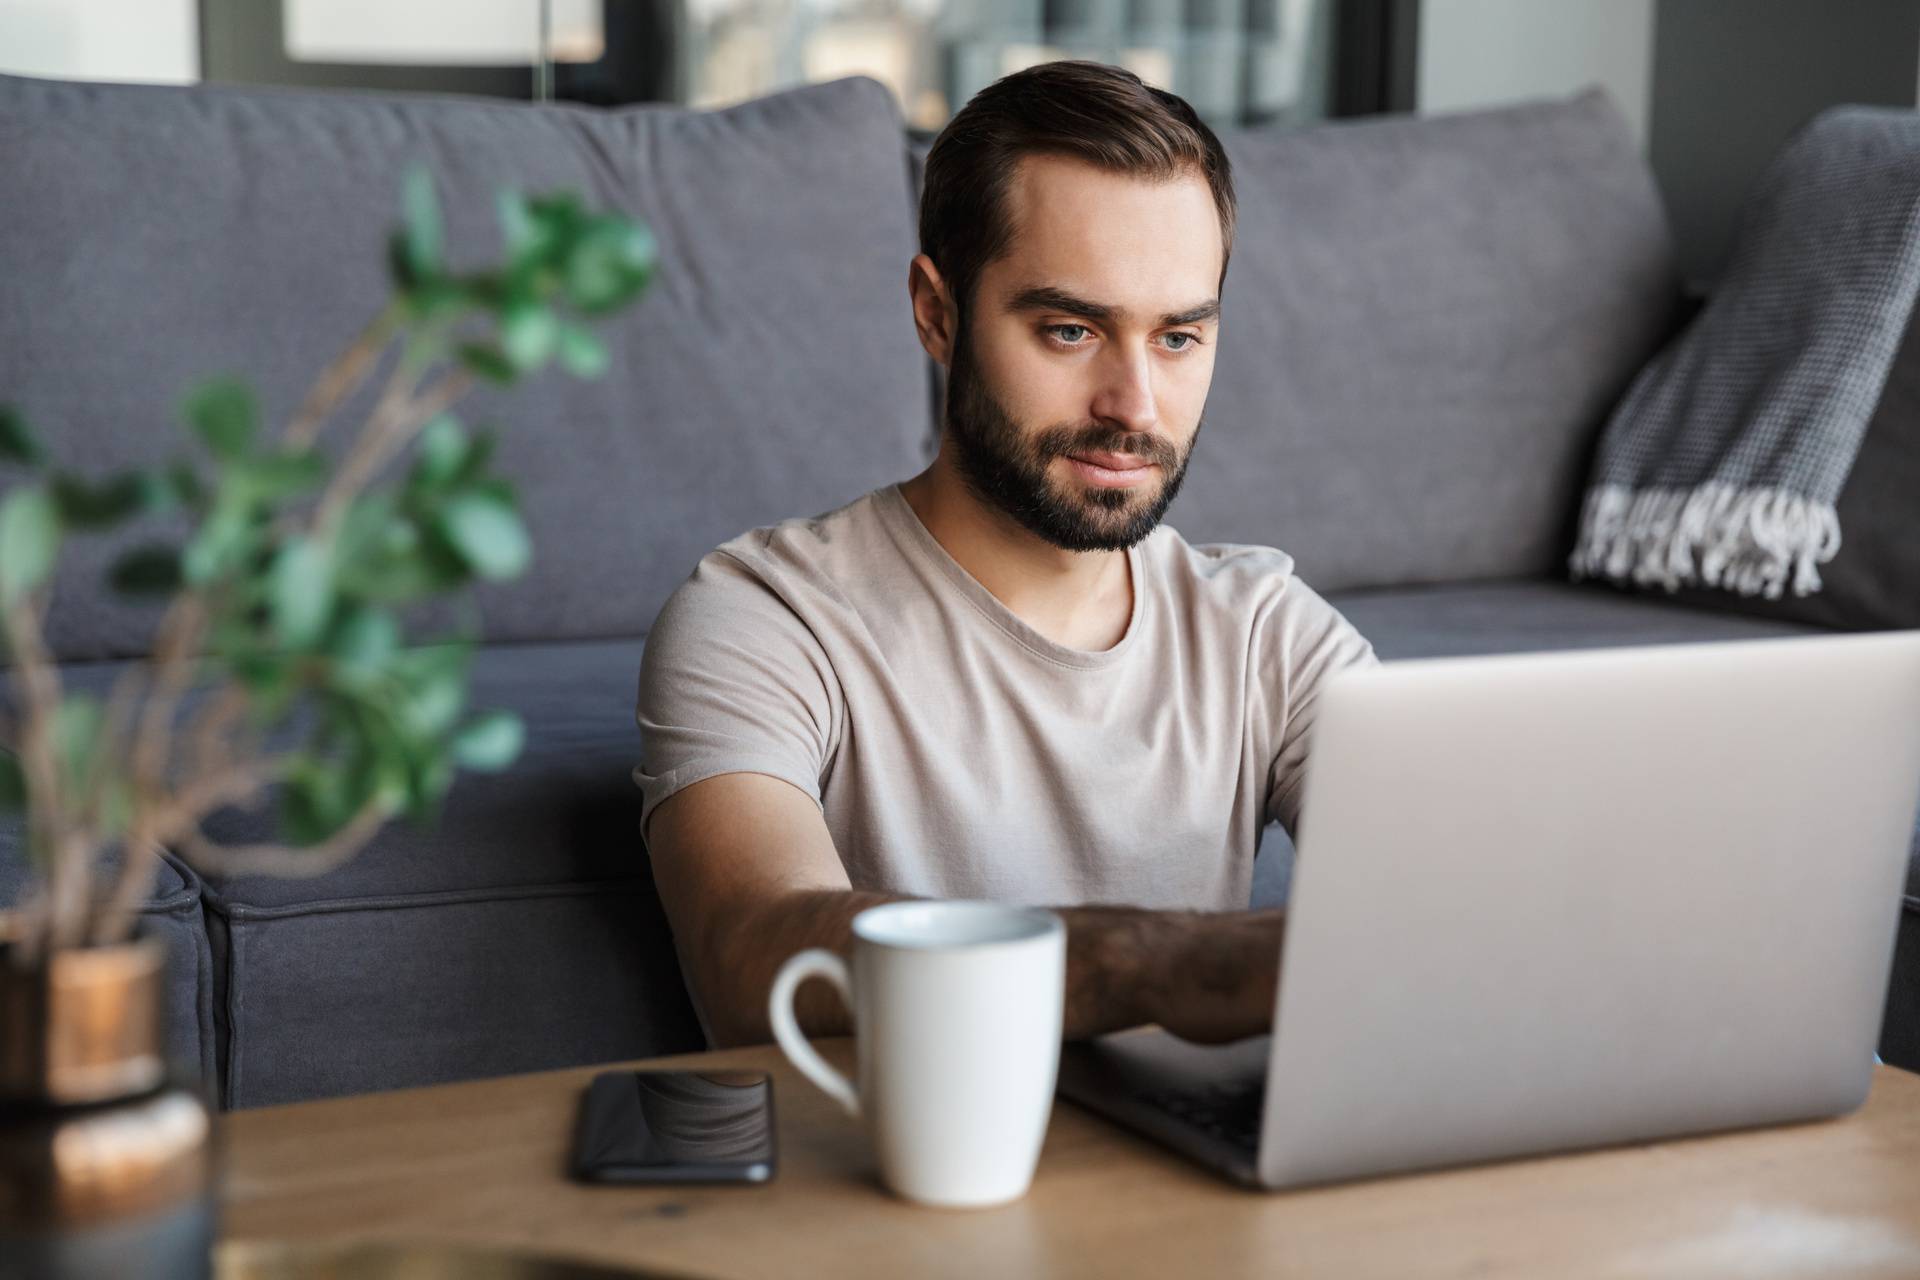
[{"left": 768, "top": 948, "right": 860, "bottom": 1117}]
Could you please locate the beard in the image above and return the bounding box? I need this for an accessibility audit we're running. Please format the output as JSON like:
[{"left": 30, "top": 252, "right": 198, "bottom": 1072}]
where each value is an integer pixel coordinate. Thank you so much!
[{"left": 942, "top": 325, "right": 1199, "bottom": 553}]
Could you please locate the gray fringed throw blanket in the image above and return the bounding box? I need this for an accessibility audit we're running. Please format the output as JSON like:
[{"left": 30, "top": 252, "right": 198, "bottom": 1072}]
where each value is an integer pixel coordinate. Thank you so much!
[{"left": 1570, "top": 107, "right": 1920, "bottom": 600}]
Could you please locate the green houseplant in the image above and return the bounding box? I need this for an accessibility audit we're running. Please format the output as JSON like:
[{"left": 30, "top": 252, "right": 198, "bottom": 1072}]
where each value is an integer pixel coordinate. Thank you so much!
[{"left": 0, "top": 168, "right": 655, "bottom": 1274}]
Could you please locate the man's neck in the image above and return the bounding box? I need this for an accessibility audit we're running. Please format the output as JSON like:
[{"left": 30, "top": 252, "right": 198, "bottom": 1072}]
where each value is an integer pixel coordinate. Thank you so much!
[{"left": 897, "top": 458, "right": 1135, "bottom": 652}]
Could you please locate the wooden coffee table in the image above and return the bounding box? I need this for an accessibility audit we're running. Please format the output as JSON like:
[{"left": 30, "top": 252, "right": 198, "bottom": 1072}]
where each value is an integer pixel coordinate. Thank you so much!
[{"left": 219, "top": 1037, "right": 1920, "bottom": 1278}]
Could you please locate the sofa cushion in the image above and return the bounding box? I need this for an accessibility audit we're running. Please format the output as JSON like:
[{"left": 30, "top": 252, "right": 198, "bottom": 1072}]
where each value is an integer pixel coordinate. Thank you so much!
[
  {"left": 0, "top": 71, "right": 936, "bottom": 660},
  {"left": 205, "top": 877, "right": 698, "bottom": 1107},
  {"left": 1169, "top": 90, "right": 1682, "bottom": 592},
  {"left": 1326, "top": 576, "right": 1824, "bottom": 660}
]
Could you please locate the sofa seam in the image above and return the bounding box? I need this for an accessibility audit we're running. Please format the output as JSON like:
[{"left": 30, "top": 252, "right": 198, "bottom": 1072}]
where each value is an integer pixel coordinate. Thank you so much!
[
  {"left": 226, "top": 910, "right": 244, "bottom": 1111},
  {"left": 135, "top": 873, "right": 218, "bottom": 1101},
  {"left": 137, "top": 884, "right": 200, "bottom": 915},
  {"left": 192, "top": 897, "right": 215, "bottom": 1102},
  {"left": 207, "top": 876, "right": 662, "bottom": 922}
]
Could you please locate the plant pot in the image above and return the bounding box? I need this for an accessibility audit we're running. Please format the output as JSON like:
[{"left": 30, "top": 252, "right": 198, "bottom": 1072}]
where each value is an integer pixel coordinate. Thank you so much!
[{"left": 0, "top": 926, "right": 217, "bottom": 1278}]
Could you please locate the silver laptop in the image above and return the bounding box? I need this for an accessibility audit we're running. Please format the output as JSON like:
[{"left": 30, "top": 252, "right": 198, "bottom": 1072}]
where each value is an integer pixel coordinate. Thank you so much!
[{"left": 1057, "top": 631, "right": 1920, "bottom": 1190}]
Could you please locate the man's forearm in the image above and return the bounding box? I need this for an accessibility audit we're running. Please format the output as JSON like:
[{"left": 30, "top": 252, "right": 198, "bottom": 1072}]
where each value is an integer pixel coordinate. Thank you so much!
[
  {"left": 695, "top": 889, "right": 1285, "bottom": 1048},
  {"left": 694, "top": 888, "right": 903, "bottom": 1047}
]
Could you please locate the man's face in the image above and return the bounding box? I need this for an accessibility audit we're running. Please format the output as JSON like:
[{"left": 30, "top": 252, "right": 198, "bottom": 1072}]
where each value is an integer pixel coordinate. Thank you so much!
[{"left": 943, "top": 152, "right": 1224, "bottom": 552}]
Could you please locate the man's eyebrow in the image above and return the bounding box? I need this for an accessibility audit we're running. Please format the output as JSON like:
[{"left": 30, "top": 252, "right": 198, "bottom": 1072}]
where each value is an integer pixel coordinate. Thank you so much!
[{"left": 1006, "top": 285, "right": 1221, "bottom": 327}]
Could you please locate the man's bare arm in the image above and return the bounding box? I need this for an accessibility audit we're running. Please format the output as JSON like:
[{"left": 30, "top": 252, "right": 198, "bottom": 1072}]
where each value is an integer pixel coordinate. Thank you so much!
[{"left": 645, "top": 772, "right": 1286, "bottom": 1048}]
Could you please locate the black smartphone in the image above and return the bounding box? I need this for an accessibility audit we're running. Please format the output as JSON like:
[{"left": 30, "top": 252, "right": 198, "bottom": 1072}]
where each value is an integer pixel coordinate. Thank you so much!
[{"left": 569, "top": 1068, "right": 777, "bottom": 1185}]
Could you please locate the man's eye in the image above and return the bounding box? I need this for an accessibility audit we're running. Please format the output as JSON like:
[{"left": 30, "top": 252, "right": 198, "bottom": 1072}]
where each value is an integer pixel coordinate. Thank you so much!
[
  {"left": 1047, "top": 324, "right": 1091, "bottom": 344},
  {"left": 1163, "top": 333, "right": 1197, "bottom": 351}
]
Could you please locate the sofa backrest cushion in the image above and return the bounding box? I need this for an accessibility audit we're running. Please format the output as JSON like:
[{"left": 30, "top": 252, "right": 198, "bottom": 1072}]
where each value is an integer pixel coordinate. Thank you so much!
[
  {"left": 0, "top": 72, "right": 935, "bottom": 659},
  {"left": 1164, "top": 89, "right": 1682, "bottom": 590}
]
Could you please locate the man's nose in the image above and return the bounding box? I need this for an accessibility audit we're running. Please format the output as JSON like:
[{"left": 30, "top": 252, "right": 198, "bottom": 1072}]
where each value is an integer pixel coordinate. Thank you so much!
[{"left": 1088, "top": 344, "right": 1159, "bottom": 436}]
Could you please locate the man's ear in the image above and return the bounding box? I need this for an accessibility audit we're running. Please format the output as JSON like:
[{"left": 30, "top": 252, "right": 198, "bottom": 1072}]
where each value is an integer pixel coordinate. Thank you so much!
[{"left": 908, "top": 253, "right": 959, "bottom": 367}]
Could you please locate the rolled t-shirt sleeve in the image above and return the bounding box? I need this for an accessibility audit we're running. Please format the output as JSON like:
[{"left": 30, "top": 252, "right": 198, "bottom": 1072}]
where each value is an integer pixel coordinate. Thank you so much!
[
  {"left": 633, "top": 550, "right": 840, "bottom": 841},
  {"left": 1263, "top": 577, "right": 1379, "bottom": 835}
]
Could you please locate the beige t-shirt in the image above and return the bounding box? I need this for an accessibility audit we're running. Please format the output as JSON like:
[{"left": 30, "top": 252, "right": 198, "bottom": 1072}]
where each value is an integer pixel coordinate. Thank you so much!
[{"left": 634, "top": 482, "right": 1377, "bottom": 911}]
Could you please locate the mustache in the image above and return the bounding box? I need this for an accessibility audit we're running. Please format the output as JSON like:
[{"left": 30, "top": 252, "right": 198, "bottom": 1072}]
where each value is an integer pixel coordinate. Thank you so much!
[{"left": 1031, "top": 424, "right": 1182, "bottom": 470}]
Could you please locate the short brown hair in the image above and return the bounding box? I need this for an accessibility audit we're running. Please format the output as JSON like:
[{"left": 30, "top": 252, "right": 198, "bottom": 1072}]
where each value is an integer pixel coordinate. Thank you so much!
[{"left": 919, "top": 60, "right": 1237, "bottom": 320}]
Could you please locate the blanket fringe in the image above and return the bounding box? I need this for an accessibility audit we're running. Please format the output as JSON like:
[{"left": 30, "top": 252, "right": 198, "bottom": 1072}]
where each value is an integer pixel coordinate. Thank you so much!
[{"left": 1568, "top": 483, "right": 1842, "bottom": 600}]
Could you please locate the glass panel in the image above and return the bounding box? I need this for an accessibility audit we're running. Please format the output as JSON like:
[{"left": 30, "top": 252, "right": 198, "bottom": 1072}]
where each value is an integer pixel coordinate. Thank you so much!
[{"left": 681, "top": 0, "right": 1338, "bottom": 130}]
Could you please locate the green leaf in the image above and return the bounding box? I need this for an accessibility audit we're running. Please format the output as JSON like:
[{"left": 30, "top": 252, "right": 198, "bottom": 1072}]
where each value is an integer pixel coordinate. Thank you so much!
[
  {"left": 330, "top": 693, "right": 415, "bottom": 811},
  {"left": 393, "top": 644, "right": 470, "bottom": 739},
  {"left": 447, "top": 428, "right": 497, "bottom": 493},
  {"left": 280, "top": 754, "right": 382, "bottom": 847},
  {"left": 334, "top": 493, "right": 399, "bottom": 562},
  {"left": 530, "top": 193, "right": 585, "bottom": 244},
  {"left": 181, "top": 468, "right": 276, "bottom": 587},
  {"left": 270, "top": 536, "right": 334, "bottom": 647},
  {"left": 435, "top": 490, "right": 529, "bottom": 580},
  {"left": 347, "top": 527, "right": 469, "bottom": 602},
  {"left": 181, "top": 503, "right": 250, "bottom": 586},
  {"left": 0, "top": 751, "right": 25, "bottom": 810},
  {"left": 52, "top": 694, "right": 103, "bottom": 793},
  {"left": 227, "top": 651, "right": 303, "bottom": 720},
  {"left": 50, "top": 471, "right": 148, "bottom": 530},
  {"left": 500, "top": 301, "right": 559, "bottom": 371},
  {"left": 95, "top": 775, "right": 133, "bottom": 841},
  {"left": 496, "top": 189, "right": 545, "bottom": 259},
  {"left": 183, "top": 378, "right": 258, "bottom": 460},
  {"left": 450, "top": 709, "right": 524, "bottom": 771},
  {"left": 109, "top": 545, "right": 183, "bottom": 596},
  {"left": 403, "top": 278, "right": 476, "bottom": 324},
  {"left": 136, "top": 464, "right": 204, "bottom": 515},
  {"left": 408, "top": 416, "right": 469, "bottom": 493},
  {"left": 556, "top": 324, "right": 609, "bottom": 378},
  {"left": 395, "top": 165, "right": 445, "bottom": 289},
  {"left": 0, "top": 485, "right": 61, "bottom": 605},
  {"left": 335, "top": 498, "right": 472, "bottom": 603},
  {"left": 0, "top": 407, "right": 46, "bottom": 468},
  {"left": 327, "top": 605, "right": 399, "bottom": 678},
  {"left": 456, "top": 343, "right": 516, "bottom": 385},
  {"left": 406, "top": 751, "right": 457, "bottom": 823},
  {"left": 563, "top": 217, "right": 656, "bottom": 314},
  {"left": 234, "top": 450, "right": 327, "bottom": 502}
]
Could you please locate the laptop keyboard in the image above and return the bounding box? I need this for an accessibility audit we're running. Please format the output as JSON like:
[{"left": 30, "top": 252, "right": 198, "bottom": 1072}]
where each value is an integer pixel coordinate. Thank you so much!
[{"left": 1135, "top": 1081, "right": 1265, "bottom": 1153}]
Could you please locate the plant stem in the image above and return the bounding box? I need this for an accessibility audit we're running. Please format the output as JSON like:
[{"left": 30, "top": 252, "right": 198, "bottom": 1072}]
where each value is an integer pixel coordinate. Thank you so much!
[
  {"left": 284, "top": 305, "right": 403, "bottom": 450},
  {"left": 92, "top": 753, "right": 283, "bottom": 946},
  {"left": 345, "top": 367, "right": 475, "bottom": 507},
  {"left": 91, "top": 687, "right": 248, "bottom": 947},
  {"left": 312, "top": 355, "right": 472, "bottom": 537},
  {"left": 3, "top": 589, "right": 70, "bottom": 966},
  {"left": 171, "top": 794, "right": 390, "bottom": 878}
]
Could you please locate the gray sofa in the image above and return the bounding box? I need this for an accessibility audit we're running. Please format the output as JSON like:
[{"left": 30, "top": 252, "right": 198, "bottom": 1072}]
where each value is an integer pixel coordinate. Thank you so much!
[{"left": 1, "top": 69, "right": 1912, "bottom": 1109}]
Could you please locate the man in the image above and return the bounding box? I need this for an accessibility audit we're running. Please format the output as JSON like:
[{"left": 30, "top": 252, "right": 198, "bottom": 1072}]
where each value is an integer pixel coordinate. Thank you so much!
[{"left": 635, "top": 60, "right": 1377, "bottom": 1050}]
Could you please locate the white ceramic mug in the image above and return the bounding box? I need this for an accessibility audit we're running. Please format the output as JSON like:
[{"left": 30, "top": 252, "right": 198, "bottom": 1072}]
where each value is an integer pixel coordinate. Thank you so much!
[{"left": 768, "top": 900, "right": 1066, "bottom": 1208}]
